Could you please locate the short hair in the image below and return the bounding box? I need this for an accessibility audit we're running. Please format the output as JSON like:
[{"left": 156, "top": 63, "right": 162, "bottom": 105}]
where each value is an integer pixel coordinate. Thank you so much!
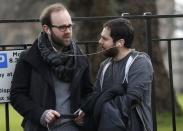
[
  {"left": 103, "top": 18, "right": 134, "bottom": 48},
  {"left": 40, "top": 3, "right": 67, "bottom": 27}
]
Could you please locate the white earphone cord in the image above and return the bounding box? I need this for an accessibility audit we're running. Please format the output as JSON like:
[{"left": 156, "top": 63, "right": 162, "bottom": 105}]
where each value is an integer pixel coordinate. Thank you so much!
[
  {"left": 47, "top": 123, "right": 51, "bottom": 131},
  {"left": 60, "top": 46, "right": 117, "bottom": 57}
]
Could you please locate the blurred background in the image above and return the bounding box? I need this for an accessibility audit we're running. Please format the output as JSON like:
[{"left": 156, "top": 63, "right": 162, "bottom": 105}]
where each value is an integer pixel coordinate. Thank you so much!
[{"left": 0, "top": 0, "right": 183, "bottom": 131}]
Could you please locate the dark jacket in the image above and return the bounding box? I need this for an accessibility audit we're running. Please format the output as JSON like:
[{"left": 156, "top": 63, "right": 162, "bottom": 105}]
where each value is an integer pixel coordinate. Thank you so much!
[{"left": 10, "top": 40, "right": 93, "bottom": 131}]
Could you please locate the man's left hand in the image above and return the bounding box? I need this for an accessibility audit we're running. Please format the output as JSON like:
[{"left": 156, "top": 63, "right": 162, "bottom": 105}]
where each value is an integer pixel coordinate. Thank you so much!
[{"left": 74, "top": 109, "right": 85, "bottom": 126}]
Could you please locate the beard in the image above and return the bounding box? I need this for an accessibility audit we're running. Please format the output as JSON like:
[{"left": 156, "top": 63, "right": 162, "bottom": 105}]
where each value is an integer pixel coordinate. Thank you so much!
[
  {"left": 103, "top": 46, "right": 118, "bottom": 57},
  {"left": 50, "top": 31, "right": 71, "bottom": 48}
]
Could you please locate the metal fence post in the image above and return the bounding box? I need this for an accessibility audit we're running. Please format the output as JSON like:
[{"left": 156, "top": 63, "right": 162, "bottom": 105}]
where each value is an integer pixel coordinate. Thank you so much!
[
  {"left": 2, "top": 46, "right": 10, "bottom": 131},
  {"left": 167, "top": 40, "right": 176, "bottom": 131},
  {"left": 144, "top": 12, "right": 157, "bottom": 131},
  {"left": 5, "top": 103, "right": 10, "bottom": 131}
]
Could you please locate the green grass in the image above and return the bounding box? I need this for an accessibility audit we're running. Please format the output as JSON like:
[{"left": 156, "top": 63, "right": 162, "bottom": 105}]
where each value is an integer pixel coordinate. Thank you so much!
[
  {"left": 0, "top": 104, "right": 23, "bottom": 131},
  {"left": 177, "top": 93, "right": 183, "bottom": 110},
  {"left": 0, "top": 93, "right": 183, "bottom": 131},
  {"left": 157, "top": 112, "right": 183, "bottom": 131},
  {"left": 157, "top": 93, "right": 183, "bottom": 131}
]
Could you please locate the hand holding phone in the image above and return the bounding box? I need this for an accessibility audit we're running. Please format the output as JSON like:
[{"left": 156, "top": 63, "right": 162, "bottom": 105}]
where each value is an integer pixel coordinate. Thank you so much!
[{"left": 74, "top": 109, "right": 85, "bottom": 126}]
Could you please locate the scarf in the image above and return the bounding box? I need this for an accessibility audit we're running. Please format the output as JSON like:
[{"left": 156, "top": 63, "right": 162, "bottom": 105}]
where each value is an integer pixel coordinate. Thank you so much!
[{"left": 38, "top": 32, "right": 77, "bottom": 82}]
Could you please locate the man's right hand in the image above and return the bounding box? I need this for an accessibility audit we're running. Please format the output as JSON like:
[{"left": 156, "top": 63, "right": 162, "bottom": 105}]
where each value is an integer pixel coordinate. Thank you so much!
[
  {"left": 44, "top": 109, "right": 60, "bottom": 123},
  {"left": 40, "top": 109, "right": 60, "bottom": 126}
]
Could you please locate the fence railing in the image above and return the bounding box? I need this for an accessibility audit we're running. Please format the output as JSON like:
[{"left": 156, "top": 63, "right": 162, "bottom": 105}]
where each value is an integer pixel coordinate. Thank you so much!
[{"left": 1, "top": 13, "right": 183, "bottom": 131}]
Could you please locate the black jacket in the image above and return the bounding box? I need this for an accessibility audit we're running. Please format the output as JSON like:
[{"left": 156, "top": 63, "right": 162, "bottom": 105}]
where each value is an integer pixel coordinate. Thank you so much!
[{"left": 10, "top": 40, "right": 93, "bottom": 131}]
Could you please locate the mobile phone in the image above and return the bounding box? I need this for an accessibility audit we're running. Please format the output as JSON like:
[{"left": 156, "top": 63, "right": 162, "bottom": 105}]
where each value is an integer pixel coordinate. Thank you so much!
[{"left": 61, "top": 114, "right": 78, "bottom": 119}]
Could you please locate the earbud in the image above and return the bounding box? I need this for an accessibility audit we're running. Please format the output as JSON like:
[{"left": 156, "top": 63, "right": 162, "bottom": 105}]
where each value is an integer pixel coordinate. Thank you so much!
[{"left": 116, "top": 42, "right": 121, "bottom": 47}]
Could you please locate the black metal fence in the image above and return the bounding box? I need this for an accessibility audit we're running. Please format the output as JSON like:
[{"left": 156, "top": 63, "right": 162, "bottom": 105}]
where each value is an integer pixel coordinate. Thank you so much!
[{"left": 1, "top": 13, "right": 183, "bottom": 131}]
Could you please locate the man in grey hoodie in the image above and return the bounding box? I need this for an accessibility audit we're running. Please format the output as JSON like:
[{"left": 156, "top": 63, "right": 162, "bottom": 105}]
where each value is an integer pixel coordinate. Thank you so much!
[{"left": 82, "top": 18, "right": 153, "bottom": 131}]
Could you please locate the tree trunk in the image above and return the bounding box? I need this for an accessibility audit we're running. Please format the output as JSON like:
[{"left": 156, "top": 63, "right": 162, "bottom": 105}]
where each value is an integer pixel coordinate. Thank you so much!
[{"left": 68, "top": 0, "right": 117, "bottom": 82}]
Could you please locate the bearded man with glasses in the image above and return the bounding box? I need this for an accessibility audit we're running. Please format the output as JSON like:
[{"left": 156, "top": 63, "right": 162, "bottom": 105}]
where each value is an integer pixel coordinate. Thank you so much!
[{"left": 10, "top": 3, "right": 93, "bottom": 131}]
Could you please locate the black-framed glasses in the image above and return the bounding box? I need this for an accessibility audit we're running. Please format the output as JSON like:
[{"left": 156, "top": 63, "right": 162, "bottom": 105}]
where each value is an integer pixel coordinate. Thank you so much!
[{"left": 51, "top": 24, "right": 73, "bottom": 32}]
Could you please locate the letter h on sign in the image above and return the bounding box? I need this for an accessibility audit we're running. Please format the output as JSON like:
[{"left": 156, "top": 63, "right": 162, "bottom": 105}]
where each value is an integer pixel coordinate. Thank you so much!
[{"left": 0, "top": 53, "right": 8, "bottom": 68}]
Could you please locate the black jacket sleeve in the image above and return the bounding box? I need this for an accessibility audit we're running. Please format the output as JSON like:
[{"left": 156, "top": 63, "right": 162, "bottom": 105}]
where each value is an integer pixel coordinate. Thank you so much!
[{"left": 10, "top": 52, "right": 45, "bottom": 124}]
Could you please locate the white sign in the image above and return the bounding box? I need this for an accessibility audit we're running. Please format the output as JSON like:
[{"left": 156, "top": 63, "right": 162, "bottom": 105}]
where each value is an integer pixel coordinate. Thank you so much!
[{"left": 0, "top": 50, "right": 24, "bottom": 103}]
